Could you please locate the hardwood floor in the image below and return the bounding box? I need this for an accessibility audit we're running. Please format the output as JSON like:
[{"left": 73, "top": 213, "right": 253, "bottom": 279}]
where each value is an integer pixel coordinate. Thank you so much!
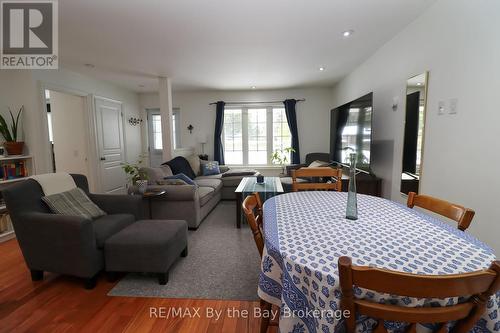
[{"left": 0, "top": 239, "right": 271, "bottom": 333}]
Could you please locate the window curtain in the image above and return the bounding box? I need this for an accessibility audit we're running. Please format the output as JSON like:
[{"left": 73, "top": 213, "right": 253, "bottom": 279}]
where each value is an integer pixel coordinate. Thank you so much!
[
  {"left": 332, "top": 105, "right": 350, "bottom": 163},
  {"left": 283, "top": 99, "right": 300, "bottom": 164},
  {"left": 213, "top": 101, "right": 225, "bottom": 165}
]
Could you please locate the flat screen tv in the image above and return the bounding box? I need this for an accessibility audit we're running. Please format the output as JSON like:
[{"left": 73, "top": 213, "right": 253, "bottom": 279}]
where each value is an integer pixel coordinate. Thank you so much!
[{"left": 330, "top": 92, "right": 373, "bottom": 173}]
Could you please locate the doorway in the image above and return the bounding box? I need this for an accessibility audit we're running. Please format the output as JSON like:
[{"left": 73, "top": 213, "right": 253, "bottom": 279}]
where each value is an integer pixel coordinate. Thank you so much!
[
  {"left": 45, "top": 89, "right": 90, "bottom": 177},
  {"left": 147, "top": 108, "right": 180, "bottom": 167}
]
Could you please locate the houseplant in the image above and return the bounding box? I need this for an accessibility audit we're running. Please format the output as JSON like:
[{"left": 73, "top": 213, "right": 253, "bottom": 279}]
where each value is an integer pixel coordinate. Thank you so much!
[
  {"left": 0, "top": 106, "right": 24, "bottom": 155},
  {"left": 271, "top": 147, "right": 296, "bottom": 175},
  {"left": 122, "top": 157, "right": 149, "bottom": 193}
]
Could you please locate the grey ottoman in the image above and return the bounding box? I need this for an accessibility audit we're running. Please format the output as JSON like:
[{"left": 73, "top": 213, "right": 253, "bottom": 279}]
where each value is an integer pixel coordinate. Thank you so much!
[{"left": 104, "top": 220, "right": 188, "bottom": 285}]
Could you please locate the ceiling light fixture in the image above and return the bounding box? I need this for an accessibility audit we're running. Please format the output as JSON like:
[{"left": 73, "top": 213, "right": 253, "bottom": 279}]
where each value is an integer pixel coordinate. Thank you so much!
[
  {"left": 416, "top": 82, "right": 423, "bottom": 86},
  {"left": 251, "top": 86, "right": 256, "bottom": 89},
  {"left": 342, "top": 30, "right": 354, "bottom": 38},
  {"left": 319, "top": 67, "right": 325, "bottom": 71}
]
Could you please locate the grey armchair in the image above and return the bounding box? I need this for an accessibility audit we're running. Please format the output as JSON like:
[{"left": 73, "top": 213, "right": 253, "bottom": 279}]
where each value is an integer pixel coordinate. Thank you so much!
[
  {"left": 285, "top": 152, "right": 332, "bottom": 176},
  {"left": 2, "top": 174, "right": 143, "bottom": 289}
]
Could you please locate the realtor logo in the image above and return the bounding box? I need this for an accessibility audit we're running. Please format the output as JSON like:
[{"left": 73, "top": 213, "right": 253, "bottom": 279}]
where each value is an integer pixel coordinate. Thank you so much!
[{"left": 1, "top": 0, "right": 58, "bottom": 69}]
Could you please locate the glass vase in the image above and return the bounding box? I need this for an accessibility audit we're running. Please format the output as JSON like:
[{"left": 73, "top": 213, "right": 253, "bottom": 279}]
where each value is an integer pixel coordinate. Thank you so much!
[{"left": 346, "top": 153, "right": 358, "bottom": 220}]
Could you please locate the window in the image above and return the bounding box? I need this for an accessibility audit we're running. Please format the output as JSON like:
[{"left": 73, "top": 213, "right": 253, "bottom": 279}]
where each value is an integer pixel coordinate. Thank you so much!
[
  {"left": 223, "top": 107, "right": 293, "bottom": 165},
  {"left": 151, "top": 114, "right": 163, "bottom": 150},
  {"left": 147, "top": 108, "right": 181, "bottom": 151}
]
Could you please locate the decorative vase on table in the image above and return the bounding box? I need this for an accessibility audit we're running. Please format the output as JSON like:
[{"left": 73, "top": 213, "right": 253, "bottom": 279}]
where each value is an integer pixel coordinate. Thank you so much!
[
  {"left": 346, "top": 153, "right": 358, "bottom": 220},
  {"left": 136, "top": 180, "right": 148, "bottom": 194}
]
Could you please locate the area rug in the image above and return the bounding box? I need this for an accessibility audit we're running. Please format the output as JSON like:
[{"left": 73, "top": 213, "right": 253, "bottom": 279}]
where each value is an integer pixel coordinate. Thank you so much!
[{"left": 108, "top": 201, "right": 261, "bottom": 300}]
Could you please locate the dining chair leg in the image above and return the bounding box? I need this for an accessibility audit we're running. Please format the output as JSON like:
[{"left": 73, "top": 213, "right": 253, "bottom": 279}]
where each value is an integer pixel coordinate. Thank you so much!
[{"left": 260, "top": 299, "right": 271, "bottom": 333}]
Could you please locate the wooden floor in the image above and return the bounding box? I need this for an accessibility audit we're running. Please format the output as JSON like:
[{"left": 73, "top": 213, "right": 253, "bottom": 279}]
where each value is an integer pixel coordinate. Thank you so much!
[{"left": 0, "top": 239, "right": 271, "bottom": 333}]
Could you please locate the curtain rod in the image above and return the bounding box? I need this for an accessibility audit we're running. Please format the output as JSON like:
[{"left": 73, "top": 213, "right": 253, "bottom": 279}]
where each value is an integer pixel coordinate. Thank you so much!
[{"left": 209, "top": 98, "right": 305, "bottom": 105}]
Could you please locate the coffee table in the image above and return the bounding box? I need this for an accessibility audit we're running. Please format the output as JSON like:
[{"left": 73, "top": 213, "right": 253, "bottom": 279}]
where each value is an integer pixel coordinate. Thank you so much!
[{"left": 234, "top": 176, "right": 284, "bottom": 228}]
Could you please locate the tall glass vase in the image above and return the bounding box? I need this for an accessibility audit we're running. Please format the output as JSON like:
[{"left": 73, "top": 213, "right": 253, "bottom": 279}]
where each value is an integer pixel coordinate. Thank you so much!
[{"left": 346, "top": 153, "right": 358, "bottom": 220}]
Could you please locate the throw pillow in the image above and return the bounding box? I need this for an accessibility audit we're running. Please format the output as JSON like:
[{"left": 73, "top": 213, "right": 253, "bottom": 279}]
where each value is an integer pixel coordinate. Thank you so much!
[
  {"left": 42, "top": 188, "right": 106, "bottom": 220},
  {"left": 201, "top": 161, "right": 220, "bottom": 176},
  {"left": 164, "top": 156, "right": 196, "bottom": 180},
  {"left": 308, "top": 160, "right": 330, "bottom": 168},
  {"left": 186, "top": 155, "right": 201, "bottom": 176},
  {"left": 157, "top": 178, "right": 188, "bottom": 185},
  {"left": 164, "top": 173, "right": 196, "bottom": 185}
]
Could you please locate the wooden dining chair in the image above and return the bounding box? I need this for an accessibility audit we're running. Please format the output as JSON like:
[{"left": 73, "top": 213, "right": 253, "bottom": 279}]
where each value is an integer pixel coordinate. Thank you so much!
[
  {"left": 242, "top": 193, "right": 278, "bottom": 333},
  {"left": 338, "top": 256, "right": 500, "bottom": 333},
  {"left": 407, "top": 192, "right": 475, "bottom": 231},
  {"left": 291, "top": 167, "right": 343, "bottom": 192}
]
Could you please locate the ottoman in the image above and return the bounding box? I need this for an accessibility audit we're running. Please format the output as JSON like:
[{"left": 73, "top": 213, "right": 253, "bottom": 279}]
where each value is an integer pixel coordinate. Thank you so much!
[{"left": 104, "top": 220, "right": 188, "bottom": 285}]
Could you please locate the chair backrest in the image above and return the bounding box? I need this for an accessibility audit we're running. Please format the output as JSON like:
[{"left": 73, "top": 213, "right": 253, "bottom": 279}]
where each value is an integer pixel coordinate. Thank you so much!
[
  {"left": 305, "top": 152, "right": 331, "bottom": 165},
  {"left": 407, "top": 192, "right": 475, "bottom": 231},
  {"left": 291, "top": 167, "right": 343, "bottom": 192},
  {"left": 338, "top": 256, "right": 500, "bottom": 333},
  {"left": 242, "top": 193, "right": 264, "bottom": 257}
]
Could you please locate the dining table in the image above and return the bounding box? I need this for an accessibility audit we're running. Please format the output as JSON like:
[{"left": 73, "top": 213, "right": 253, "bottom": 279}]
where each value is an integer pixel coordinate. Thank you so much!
[{"left": 258, "top": 191, "right": 499, "bottom": 333}]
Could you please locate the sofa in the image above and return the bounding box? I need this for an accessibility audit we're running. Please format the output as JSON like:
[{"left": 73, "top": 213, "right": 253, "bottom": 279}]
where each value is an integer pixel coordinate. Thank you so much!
[
  {"left": 2, "top": 174, "right": 143, "bottom": 289},
  {"left": 140, "top": 155, "right": 259, "bottom": 229}
]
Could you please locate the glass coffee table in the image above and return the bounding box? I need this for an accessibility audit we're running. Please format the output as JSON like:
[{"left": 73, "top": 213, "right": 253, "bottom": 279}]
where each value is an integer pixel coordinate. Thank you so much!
[{"left": 234, "top": 176, "right": 284, "bottom": 228}]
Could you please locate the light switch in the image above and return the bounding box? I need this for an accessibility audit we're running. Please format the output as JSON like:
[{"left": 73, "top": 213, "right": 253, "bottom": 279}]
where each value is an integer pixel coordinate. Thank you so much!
[
  {"left": 438, "top": 101, "right": 446, "bottom": 115},
  {"left": 449, "top": 98, "right": 458, "bottom": 114}
]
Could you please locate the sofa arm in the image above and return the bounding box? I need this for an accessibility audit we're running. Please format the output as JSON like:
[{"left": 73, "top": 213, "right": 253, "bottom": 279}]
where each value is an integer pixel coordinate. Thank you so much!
[
  {"left": 89, "top": 193, "right": 143, "bottom": 220},
  {"left": 219, "top": 165, "right": 230, "bottom": 173},
  {"left": 145, "top": 184, "right": 198, "bottom": 201},
  {"left": 14, "top": 213, "right": 102, "bottom": 277}
]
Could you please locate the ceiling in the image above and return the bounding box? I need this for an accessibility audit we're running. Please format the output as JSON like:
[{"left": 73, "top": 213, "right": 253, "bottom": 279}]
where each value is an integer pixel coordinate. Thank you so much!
[{"left": 59, "top": 0, "right": 437, "bottom": 92}]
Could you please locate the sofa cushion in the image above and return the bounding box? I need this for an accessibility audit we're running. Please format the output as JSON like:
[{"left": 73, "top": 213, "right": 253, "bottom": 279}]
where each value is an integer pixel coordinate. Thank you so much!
[
  {"left": 93, "top": 214, "right": 135, "bottom": 248},
  {"left": 186, "top": 155, "right": 201, "bottom": 176},
  {"left": 194, "top": 178, "right": 222, "bottom": 192},
  {"left": 200, "top": 161, "right": 220, "bottom": 176},
  {"left": 164, "top": 156, "right": 196, "bottom": 180},
  {"left": 221, "top": 168, "right": 258, "bottom": 177},
  {"left": 165, "top": 173, "right": 196, "bottom": 185},
  {"left": 198, "top": 187, "right": 215, "bottom": 206},
  {"left": 42, "top": 188, "right": 106, "bottom": 220},
  {"left": 195, "top": 173, "right": 222, "bottom": 181}
]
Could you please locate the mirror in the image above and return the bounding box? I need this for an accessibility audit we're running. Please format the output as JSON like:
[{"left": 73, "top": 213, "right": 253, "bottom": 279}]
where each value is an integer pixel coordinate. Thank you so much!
[{"left": 400, "top": 72, "right": 428, "bottom": 195}]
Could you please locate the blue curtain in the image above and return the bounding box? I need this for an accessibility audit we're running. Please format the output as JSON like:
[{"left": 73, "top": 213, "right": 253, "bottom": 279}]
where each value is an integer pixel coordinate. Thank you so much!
[
  {"left": 213, "top": 101, "right": 225, "bottom": 164},
  {"left": 283, "top": 99, "right": 300, "bottom": 164}
]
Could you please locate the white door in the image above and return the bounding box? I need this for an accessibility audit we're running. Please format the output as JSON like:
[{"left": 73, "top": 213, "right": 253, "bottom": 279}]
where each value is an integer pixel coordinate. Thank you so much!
[
  {"left": 49, "top": 90, "right": 90, "bottom": 177},
  {"left": 95, "top": 97, "right": 126, "bottom": 194}
]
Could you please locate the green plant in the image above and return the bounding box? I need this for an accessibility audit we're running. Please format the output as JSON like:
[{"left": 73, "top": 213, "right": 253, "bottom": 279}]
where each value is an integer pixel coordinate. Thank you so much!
[
  {"left": 271, "top": 147, "right": 296, "bottom": 174},
  {"left": 0, "top": 106, "right": 23, "bottom": 142},
  {"left": 122, "top": 157, "right": 148, "bottom": 185}
]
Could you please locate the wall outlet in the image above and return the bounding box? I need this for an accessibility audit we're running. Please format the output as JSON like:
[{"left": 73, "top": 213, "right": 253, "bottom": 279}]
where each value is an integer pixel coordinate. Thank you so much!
[
  {"left": 449, "top": 98, "right": 458, "bottom": 114},
  {"left": 438, "top": 101, "right": 446, "bottom": 115}
]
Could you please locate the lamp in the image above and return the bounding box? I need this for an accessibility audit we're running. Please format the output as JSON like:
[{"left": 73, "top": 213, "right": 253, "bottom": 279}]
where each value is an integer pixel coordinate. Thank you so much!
[{"left": 198, "top": 135, "right": 208, "bottom": 154}]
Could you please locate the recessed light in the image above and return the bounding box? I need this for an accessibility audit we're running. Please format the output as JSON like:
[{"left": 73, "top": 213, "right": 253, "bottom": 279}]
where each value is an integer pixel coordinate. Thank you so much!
[
  {"left": 138, "top": 84, "right": 145, "bottom": 88},
  {"left": 251, "top": 86, "right": 256, "bottom": 89},
  {"left": 84, "top": 63, "right": 95, "bottom": 68},
  {"left": 416, "top": 82, "right": 423, "bottom": 86},
  {"left": 342, "top": 30, "right": 354, "bottom": 38},
  {"left": 319, "top": 67, "right": 325, "bottom": 71}
]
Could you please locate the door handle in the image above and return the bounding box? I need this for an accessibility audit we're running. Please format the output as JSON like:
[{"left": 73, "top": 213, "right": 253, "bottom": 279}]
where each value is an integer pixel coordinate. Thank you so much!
[{"left": 100, "top": 157, "right": 106, "bottom": 161}]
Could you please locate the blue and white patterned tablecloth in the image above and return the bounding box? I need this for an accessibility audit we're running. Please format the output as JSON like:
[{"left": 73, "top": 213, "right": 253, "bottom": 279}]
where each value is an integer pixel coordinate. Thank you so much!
[{"left": 258, "top": 192, "right": 499, "bottom": 333}]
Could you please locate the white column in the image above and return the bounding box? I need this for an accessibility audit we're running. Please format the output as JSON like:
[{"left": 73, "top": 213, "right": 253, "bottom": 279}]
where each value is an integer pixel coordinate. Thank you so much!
[{"left": 158, "top": 77, "right": 174, "bottom": 161}]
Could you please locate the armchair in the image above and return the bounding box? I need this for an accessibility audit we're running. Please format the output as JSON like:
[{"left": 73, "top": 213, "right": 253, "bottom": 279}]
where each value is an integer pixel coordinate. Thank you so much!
[{"left": 2, "top": 174, "right": 143, "bottom": 289}]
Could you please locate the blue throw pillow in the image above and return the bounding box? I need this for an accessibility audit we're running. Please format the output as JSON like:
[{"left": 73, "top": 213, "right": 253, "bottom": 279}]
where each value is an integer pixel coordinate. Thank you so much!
[
  {"left": 201, "top": 161, "right": 220, "bottom": 176},
  {"left": 164, "top": 173, "right": 196, "bottom": 185}
]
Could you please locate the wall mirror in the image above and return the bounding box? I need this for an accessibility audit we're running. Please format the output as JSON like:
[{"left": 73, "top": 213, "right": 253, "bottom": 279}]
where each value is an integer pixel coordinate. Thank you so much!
[{"left": 400, "top": 72, "right": 428, "bottom": 195}]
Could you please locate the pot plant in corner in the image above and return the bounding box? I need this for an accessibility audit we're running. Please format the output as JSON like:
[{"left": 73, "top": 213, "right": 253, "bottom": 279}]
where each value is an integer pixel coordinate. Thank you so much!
[
  {"left": 122, "top": 157, "right": 149, "bottom": 194},
  {"left": 0, "top": 106, "right": 24, "bottom": 156},
  {"left": 271, "top": 147, "right": 296, "bottom": 176}
]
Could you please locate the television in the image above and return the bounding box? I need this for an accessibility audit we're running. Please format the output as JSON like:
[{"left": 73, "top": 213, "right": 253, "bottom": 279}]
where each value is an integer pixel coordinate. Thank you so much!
[{"left": 330, "top": 92, "right": 373, "bottom": 173}]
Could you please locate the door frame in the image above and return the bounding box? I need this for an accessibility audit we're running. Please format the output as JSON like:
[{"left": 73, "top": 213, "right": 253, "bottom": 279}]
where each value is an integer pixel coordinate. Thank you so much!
[
  {"left": 94, "top": 96, "right": 127, "bottom": 193},
  {"left": 38, "top": 82, "right": 100, "bottom": 191}
]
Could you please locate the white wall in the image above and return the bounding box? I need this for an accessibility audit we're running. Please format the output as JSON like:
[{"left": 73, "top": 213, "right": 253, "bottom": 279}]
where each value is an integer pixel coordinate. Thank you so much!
[
  {"left": 0, "top": 68, "right": 142, "bottom": 190},
  {"left": 140, "top": 87, "right": 333, "bottom": 164},
  {"left": 331, "top": 0, "right": 500, "bottom": 254}
]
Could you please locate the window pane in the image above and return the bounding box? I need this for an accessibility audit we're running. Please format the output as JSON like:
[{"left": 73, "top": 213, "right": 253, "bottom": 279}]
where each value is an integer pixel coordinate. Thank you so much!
[
  {"left": 248, "top": 109, "right": 267, "bottom": 165},
  {"left": 223, "top": 109, "right": 243, "bottom": 165},
  {"left": 272, "top": 108, "right": 292, "bottom": 164},
  {"left": 152, "top": 115, "right": 163, "bottom": 150}
]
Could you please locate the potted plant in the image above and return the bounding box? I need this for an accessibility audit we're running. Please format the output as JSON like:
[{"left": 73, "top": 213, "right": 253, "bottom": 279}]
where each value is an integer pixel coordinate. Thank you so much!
[
  {"left": 0, "top": 106, "right": 24, "bottom": 155},
  {"left": 271, "top": 147, "right": 296, "bottom": 175},
  {"left": 122, "top": 157, "right": 149, "bottom": 194}
]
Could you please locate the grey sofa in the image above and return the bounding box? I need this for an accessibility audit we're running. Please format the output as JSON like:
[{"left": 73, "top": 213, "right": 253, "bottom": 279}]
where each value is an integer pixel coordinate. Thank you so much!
[
  {"left": 2, "top": 174, "right": 143, "bottom": 289},
  {"left": 141, "top": 163, "right": 259, "bottom": 229}
]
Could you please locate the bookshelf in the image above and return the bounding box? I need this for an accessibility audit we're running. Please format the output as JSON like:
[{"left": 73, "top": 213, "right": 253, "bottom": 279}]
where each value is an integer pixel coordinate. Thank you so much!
[{"left": 0, "top": 155, "right": 34, "bottom": 243}]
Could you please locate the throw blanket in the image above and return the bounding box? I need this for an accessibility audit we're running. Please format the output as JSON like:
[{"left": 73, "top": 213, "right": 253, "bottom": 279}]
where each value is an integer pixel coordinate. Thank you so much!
[
  {"left": 221, "top": 169, "right": 257, "bottom": 177},
  {"left": 31, "top": 173, "right": 77, "bottom": 196},
  {"left": 163, "top": 156, "right": 196, "bottom": 179}
]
